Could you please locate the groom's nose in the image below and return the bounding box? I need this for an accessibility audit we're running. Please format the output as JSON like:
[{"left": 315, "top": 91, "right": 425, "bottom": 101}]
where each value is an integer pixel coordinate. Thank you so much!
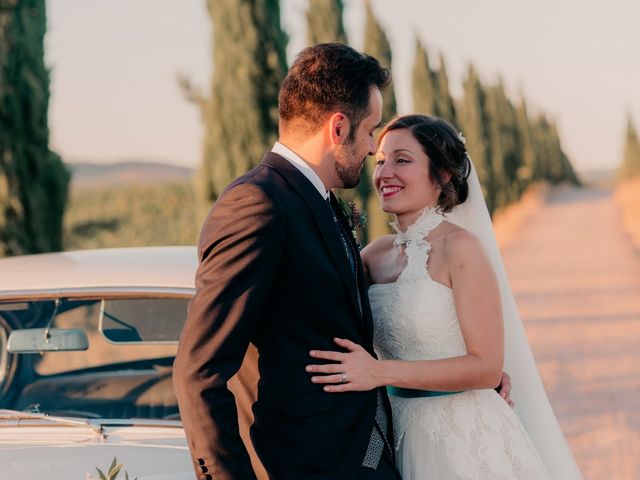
[{"left": 368, "top": 137, "right": 376, "bottom": 156}]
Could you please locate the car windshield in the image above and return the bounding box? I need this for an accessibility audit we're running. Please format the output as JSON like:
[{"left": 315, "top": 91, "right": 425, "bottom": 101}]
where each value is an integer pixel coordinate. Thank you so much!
[
  {"left": 100, "top": 297, "right": 187, "bottom": 343},
  {"left": 0, "top": 296, "right": 188, "bottom": 420}
]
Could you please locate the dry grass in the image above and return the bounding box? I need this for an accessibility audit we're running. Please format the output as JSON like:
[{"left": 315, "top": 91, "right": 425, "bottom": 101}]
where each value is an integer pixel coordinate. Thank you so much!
[
  {"left": 615, "top": 177, "right": 640, "bottom": 251},
  {"left": 64, "top": 182, "right": 201, "bottom": 250}
]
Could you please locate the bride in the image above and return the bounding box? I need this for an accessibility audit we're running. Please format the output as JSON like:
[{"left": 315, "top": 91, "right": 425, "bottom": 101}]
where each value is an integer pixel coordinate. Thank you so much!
[{"left": 307, "top": 115, "right": 582, "bottom": 479}]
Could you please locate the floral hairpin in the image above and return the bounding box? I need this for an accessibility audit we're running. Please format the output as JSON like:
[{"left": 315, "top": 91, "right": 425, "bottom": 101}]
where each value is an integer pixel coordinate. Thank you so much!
[{"left": 458, "top": 131, "right": 466, "bottom": 145}]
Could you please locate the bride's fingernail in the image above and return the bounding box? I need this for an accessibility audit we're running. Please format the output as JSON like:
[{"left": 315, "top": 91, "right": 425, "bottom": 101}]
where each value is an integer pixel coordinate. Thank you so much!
[{"left": 310, "top": 350, "right": 316, "bottom": 356}]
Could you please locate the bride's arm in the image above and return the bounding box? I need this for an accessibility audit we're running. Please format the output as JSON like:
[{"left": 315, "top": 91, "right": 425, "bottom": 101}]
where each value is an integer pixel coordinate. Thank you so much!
[
  {"left": 307, "top": 230, "right": 504, "bottom": 392},
  {"left": 360, "top": 241, "right": 374, "bottom": 285}
]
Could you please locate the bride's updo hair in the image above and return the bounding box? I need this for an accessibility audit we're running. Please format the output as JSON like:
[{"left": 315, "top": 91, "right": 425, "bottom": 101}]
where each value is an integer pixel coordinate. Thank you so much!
[{"left": 378, "top": 114, "right": 471, "bottom": 212}]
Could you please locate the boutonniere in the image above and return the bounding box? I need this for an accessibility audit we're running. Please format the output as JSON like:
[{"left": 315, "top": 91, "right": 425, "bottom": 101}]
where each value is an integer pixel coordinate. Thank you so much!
[{"left": 337, "top": 198, "right": 367, "bottom": 249}]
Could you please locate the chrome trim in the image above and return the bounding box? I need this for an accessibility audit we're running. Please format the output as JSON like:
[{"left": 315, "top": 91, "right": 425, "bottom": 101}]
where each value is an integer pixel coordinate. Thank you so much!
[
  {"left": 0, "top": 410, "right": 105, "bottom": 438},
  {"left": 0, "top": 287, "right": 194, "bottom": 302}
]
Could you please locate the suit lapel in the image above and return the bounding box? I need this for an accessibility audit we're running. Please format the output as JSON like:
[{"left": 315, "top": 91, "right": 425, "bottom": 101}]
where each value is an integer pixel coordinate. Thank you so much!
[
  {"left": 262, "top": 153, "right": 364, "bottom": 323},
  {"left": 329, "top": 193, "right": 375, "bottom": 345}
]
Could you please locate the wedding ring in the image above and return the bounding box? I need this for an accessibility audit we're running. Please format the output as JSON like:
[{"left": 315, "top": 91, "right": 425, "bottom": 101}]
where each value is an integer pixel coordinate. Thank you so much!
[{"left": 341, "top": 373, "right": 348, "bottom": 384}]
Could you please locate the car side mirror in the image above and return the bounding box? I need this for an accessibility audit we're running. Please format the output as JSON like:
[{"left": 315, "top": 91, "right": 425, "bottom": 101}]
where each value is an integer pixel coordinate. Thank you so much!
[{"left": 7, "top": 328, "right": 89, "bottom": 353}]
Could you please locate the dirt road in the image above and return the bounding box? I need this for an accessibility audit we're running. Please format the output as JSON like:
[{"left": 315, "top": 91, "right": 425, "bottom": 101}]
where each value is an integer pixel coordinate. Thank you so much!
[{"left": 501, "top": 187, "right": 640, "bottom": 479}]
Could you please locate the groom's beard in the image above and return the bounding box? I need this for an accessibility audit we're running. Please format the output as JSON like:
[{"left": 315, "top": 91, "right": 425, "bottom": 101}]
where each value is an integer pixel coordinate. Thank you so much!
[
  {"left": 335, "top": 145, "right": 364, "bottom": 189},
  {"left": 336, "top": 161, "right": 362, "bottom": 189}
]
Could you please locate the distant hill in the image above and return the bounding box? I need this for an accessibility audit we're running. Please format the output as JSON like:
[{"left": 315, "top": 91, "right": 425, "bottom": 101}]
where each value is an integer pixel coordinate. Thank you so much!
[{"left": 67, "top": 161, "right": 194, "bottom": 189}]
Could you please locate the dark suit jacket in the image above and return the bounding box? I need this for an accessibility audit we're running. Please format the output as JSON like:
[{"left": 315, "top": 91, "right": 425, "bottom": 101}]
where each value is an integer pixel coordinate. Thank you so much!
[{"left": 173, "top": 152, "right": 391, "bottom": 480}]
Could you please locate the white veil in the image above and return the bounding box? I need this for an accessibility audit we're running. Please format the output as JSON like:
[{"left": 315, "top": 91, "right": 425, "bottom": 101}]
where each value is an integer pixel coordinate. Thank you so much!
[{"left": 446, "top": 160, "right": 583, "bottom": 479}]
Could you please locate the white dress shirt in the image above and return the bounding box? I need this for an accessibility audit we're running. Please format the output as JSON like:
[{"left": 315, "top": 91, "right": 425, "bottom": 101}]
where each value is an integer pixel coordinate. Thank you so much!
[{"left": 271, "top": 142, "right": 329, "bottom": 200}]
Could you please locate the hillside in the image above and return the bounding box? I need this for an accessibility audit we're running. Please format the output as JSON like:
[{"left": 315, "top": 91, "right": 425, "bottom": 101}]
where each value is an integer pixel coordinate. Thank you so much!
[
  {"left": 63, "top": 161, "right": 200, "bottom": 250},
  {"left": 66, "top": 161, "right": 194, "bottom": 189}
]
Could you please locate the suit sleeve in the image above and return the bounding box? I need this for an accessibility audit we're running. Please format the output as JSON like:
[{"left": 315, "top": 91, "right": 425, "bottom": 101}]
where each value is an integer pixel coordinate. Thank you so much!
[{"left": 173, "top": 182, "right": 284, "bottom": 480}]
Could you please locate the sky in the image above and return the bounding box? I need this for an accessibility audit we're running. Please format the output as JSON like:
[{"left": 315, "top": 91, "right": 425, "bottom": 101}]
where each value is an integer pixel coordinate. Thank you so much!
[{"left": 45, "top": 0, "right": 640, "bottom": 174}]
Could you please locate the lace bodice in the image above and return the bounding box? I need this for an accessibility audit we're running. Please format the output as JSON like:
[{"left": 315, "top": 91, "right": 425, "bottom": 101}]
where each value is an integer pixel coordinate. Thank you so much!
[{"left": 370, "top": 208, "right": 466, "bottom": 363}]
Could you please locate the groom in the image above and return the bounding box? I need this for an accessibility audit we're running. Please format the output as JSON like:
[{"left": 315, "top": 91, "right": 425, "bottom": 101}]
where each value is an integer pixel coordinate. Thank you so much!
[{"left": 173, "top": 43, "right": 400, "bottom": 480}]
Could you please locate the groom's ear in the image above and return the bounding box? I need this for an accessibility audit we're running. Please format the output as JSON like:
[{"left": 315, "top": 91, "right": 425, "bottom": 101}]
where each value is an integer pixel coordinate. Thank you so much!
[{"left": 328, "top": 112, "right": 350, "bottom": 145}]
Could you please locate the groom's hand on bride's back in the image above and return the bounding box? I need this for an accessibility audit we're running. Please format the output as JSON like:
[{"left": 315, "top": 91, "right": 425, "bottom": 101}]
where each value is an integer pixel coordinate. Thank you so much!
[{"left": 496, "top": 372, "right": 515, "bottom": 409}]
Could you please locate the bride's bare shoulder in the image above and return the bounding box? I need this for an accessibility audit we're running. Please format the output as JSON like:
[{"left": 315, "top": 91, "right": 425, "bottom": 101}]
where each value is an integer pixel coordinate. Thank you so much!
[{"left": 440, "top": 222, "right": 487, "bottom": 263}]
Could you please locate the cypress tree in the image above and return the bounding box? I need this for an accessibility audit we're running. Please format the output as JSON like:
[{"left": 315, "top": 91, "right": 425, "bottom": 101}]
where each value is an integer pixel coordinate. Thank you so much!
[
  {"left": 460, "top": 64, "right": 495, "bottom": 214},
  {"left": 485, "top": 80, "right": 522, "bottom": 209},
  {"left": 362, "top": 0, "right": 395, "bottom": 240},
  {"left": 306, "top": 0, "right": 347, "bottom": 45},
  {"left": 620, "top": 114, "right": 640, "bottom": 179},
  {"left": 531, "top": 115, "right": 579, "bottom": 186},
  {"left": 0, "top": 0, "right": 21, "bottom": 256},
  {"left": 515, "top": 98, "right": 537, "bottom": 189},
  {"left": 552, "top": 121, "right": 580, "bottom": 185},
  {"left": 530, "top": 115, "right": 552, "bottom": 183},
  {"left": 197, "top": 0, "right": 287, "bottom": 202},
  {"left": 0, "top": 0, "right": 69, "bottom": 256},
  {"left": 363, "top": 0, "right": 395, "bottom": 123},
  {"left": 553, "top": 121, "right": 579, "bottom": 185},
  {"left": 412, "top": 39, "right": 438, "bottom": 116},
  {"left": 435, "top": 54, "right": 457, "bottom": 126}
]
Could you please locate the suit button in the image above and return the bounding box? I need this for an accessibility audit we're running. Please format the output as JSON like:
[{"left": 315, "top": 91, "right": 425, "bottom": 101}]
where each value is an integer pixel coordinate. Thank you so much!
[
  {"left": 199, "top": 475, "right": 212, "bottom": 480},
  {"left": 200, "top": 466, "right": 208, "bottom": 473},
  {"left": 197, "top": 458, "right": 205, "bottom": 466}
]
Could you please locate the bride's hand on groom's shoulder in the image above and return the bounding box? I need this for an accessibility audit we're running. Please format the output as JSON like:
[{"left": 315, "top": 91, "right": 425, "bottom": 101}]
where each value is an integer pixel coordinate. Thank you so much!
[{"left": 306, "top": 338, "right": 381, "bottom": 392}]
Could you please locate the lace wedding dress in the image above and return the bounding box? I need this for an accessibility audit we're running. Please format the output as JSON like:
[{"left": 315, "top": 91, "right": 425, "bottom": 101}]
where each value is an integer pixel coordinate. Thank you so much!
[{"left": 369, "top": 208, "right": 551, "bottom": 479}]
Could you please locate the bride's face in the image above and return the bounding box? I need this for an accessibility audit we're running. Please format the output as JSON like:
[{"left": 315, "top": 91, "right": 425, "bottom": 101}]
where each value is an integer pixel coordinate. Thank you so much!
[{"left": 373, "top": 128, "right": 442, "bottom": 218}]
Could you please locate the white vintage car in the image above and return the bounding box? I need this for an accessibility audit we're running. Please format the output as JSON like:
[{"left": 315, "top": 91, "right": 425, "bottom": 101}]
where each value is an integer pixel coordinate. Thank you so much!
[{"left": 0, "top": 247, "right": 199, "bottom": 480}]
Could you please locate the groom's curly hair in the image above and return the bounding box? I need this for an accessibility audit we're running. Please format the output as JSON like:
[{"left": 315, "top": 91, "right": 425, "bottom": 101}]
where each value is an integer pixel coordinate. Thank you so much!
[
  {"left": 279, "top": 43, "right": 390, "bottom": 140},
  {"left": 379, "top": 115, "right": 471, "bottom": 212}
]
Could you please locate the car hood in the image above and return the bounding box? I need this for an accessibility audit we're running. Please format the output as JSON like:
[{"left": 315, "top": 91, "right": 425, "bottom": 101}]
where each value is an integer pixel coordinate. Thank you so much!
[{"left": 0, "top": 420, "right": 193, "bottom": 480}]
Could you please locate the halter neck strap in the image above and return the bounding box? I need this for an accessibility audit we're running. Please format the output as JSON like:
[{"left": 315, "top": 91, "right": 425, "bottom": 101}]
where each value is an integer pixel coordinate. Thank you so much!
[{"left": 391, "top": 208, "right": 445, "bottom": 248}]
